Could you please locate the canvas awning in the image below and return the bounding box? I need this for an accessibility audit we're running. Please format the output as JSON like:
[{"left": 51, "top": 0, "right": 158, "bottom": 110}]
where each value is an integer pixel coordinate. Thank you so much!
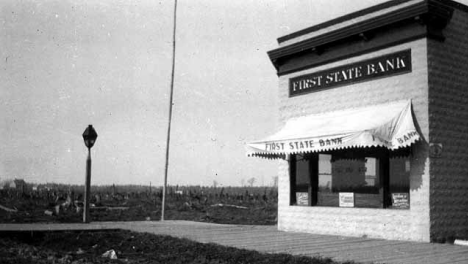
[{"left": 246, "top": 100, "right": 420, "bottom": 158}]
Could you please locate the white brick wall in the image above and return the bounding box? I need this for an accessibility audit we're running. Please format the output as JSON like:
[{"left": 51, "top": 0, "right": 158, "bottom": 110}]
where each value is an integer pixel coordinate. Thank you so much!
[{"left": 277, "top": 39, "right": 431, "bottom": 242}]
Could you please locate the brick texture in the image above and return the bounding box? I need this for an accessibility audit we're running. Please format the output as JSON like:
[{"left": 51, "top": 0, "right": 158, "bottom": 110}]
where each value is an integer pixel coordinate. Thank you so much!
[
  {"left": 427, "top": 8, "right": 468, "bottom": 242},
  {"left": 276, "top": 39, "right": 431, "bottom": 241}
]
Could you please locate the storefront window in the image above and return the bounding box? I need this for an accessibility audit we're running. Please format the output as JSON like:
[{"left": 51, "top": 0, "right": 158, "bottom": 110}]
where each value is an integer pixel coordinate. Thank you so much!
[
  {"left": 290, "top": 147, "right": 410, "bottom": 209},
  {"left": 290, "top": 154, "right": 311, "bottom": 206},
  {"left": 389, "top": 157, "right": 410, "bottom": 209}
]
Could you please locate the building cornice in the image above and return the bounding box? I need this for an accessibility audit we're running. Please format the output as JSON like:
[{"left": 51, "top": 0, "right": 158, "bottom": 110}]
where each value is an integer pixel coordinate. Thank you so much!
[
  {"left": 268, "top": 0, "right": 454, "bottom": 73},
  {"left": 277, "top": 0, "right": 413, "bottom": 44}
]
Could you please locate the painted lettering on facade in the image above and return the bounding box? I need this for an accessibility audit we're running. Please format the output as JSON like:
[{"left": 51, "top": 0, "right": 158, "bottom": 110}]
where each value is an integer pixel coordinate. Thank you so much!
[{"left": 289, "top": 50, "right": 412, "bottom": 97}]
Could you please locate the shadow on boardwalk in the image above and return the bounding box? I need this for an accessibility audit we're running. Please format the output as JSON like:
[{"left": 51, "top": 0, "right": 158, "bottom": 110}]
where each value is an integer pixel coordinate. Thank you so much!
[{"left": 1, "top": 220, "right": 468, "bottom": 264}]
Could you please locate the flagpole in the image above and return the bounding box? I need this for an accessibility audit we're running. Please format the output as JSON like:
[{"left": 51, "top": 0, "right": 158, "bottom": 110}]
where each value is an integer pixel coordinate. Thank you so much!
[{"left": 162, "top": 0, "right": 178, "bottom": 221}]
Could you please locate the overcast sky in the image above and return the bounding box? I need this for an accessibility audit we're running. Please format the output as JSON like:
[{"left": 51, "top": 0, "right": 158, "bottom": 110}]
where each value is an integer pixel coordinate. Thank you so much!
[{"left": 2, "top": 0, "right": 466, "bottom": 186}]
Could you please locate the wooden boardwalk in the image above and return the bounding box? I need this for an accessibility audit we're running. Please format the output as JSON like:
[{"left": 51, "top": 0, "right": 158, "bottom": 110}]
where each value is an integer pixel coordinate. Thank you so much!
[{"left": 1, "top": 220, "right": 468, "bottom": 264}]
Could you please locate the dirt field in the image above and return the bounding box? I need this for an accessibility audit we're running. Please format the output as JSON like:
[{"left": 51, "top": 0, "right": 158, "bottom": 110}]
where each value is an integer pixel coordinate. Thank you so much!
[
  {"left": 0, "top": 185, "right": 277, "bottom": 225},
  {"left": 0, "top": 185, "right": 286, "bottom": 263}
]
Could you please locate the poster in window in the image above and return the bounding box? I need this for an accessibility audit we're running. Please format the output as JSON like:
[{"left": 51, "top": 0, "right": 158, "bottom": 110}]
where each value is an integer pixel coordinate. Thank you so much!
[
  {"left": 339, "top": 192, "right": 354, "bottom": 207},
  {"left": 296, "top": 192, "right": 309, "bottom": 206},
  {"left": 392, "top": 193, "right": 409, "bottom": 208}
]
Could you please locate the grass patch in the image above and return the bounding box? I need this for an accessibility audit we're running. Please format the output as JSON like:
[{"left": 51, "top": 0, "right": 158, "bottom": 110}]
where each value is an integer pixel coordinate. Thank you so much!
[{"left": 0, "top": 230, "right": 356, "bottom": 264}]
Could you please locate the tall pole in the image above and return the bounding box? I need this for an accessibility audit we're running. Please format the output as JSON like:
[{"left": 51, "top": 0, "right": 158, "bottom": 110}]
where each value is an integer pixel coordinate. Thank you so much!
[
  {"left": 84, "top": 147, "right": 92, "bottom": 223},
  {"left": 162, "top": 0, "right": 178, "bottom": 221}
]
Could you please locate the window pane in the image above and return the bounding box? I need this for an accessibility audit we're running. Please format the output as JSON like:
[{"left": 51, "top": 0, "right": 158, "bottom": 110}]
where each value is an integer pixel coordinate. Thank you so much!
[
  {"left": 355, "top": 157, "right": 381, "bottom": 208},
  {"left": 293, "top": 155, "right": 310, "bottom": 206},
  {"left": 389, "top": 157, "right": 410, "bottom": 209},
  {"left": 295, "top": 156, "right": 310, "bottom": 192},
  {"left": 318, "top": 154, "right": 336, "bottom": 206},
  {"left": 317, "top": 152, "right": 381, "bottom": 208}
]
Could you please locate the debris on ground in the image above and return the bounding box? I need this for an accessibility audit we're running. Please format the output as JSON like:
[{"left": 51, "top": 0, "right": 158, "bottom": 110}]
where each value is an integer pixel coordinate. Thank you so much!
[
  {"left": 455, "top": 239, "right": 468, "bottom": 246},
  {"left": 210, "top": 203, "right": 248, "bottom": 209},
  {"left": 91, "top": 206, "right": 129, "bottom": 211},
  {"left": 0, "top": 204, "right": 18, "bottom": 212},
  {"left": 101, "top": 249, "right": 118, "bottom": 259},
  {"left": 44, "top": 210, "right": 54, "bottom": 216},
  {"left": 55, "top": 204, "right": 61, "bottom": 215},
  {"left": 106, "top": 206, "right": 129, "bottom": 211}
]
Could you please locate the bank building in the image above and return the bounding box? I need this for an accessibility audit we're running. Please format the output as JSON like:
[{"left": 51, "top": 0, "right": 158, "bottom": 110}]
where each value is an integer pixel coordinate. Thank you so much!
[{"left": 246, "top": 0, "right": 468, "bottom": 242}]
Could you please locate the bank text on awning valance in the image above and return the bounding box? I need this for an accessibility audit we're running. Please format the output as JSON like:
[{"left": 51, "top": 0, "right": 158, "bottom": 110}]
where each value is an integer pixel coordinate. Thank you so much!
[{"left": 246, "top": 100, "right": 420, "bottom": 157}]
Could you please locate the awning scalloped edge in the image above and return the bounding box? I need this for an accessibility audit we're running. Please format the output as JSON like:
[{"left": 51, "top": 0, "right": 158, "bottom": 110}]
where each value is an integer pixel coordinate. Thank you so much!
[
  {"left": 246, "top": 137, "right": 419, "bottom": 159},
  {"left": 245, "top": 100, "right": 421, "bottom": 159}
]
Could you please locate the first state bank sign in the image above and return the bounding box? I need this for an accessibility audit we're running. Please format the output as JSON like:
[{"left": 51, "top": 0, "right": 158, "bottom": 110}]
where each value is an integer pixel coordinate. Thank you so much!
[{"left": 289, "top": 49, "right": 412, "bottom": 97}]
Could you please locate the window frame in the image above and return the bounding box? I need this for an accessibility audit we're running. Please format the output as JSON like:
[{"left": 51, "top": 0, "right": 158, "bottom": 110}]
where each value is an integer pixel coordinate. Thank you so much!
[{"left": 289, "top": 147, "right": 410, "bottom": 209}]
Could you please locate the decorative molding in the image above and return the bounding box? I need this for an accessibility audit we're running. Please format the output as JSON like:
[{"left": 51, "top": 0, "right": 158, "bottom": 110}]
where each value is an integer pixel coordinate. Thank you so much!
[
  {"left": 268, "top": 0, "right": 454, "bottom": 73},
  {"left": 277, "top": 0, "right": 413, "bottom": 44}
]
